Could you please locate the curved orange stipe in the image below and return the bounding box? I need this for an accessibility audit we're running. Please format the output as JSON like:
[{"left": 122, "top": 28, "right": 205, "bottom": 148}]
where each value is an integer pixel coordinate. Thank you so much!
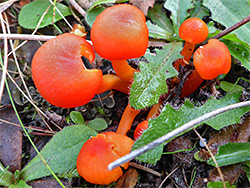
[
  {"left": 180, "top": 42, "right": 196, "bottom": 62},
  {"left": 134, "top": 120, "right": 148, "bottom": 141},
  {"left": 111, "top": 60, "right": 138, "bottom": 82},
  {"left": 97, "top": 74, "right": 130, "bottom": 94},
  {"left": 116, "top": 103, "right": 140, "bottom": 135},
  {"left": 146, "top": 101, "right": 163, "bottom": 120},
  {"left": 180, "top": 69, "right": 204, "bottom": 98}
]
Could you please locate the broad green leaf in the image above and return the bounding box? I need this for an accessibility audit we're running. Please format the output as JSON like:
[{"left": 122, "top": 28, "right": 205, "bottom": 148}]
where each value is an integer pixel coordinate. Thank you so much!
[
  {"left": 207, "top": 181, "right": 235, "bottom": 188},
  {"left": 70, "top": 111, "right": 84, "bottom": 125},
  {"left": 86, "top": 7, "right": 105, "bottom": 27},
  {"left": 189, "top": 0, "right": 210, "bottom": 19},
  {"left": 0, "top": 163, "right": 13, "bottom": 187},
  {"left": 9, "top": 180, "right": 31, "bottom": 188},
  {"left": 203, "top": 0, "right": 250, "bottom": 46},
  {"left": 133, "top": 92, "right": 250, "bottom": 164},
  {"left": 88, "top": 0, "right": 115, "bottom": 11},
  {"left": 21, "top": 125, "right": 97, "bottom": 181},
  {"left": 129, "top": 42, "right": 182, "bottom": 109},
  {"left": 147, "top": 4, "right": 174, "bottom": 34},
  {"left": 18, "top": 0, "right": 72, "bottom": 29},
  {"left": 207, "top": 142, "right": 250, "bottom": 166},
  {"left": 219, "top": 81, "right": 244, "bottom": 93},
  {"left": 146, "top": 21, "right": 172, "bottom": 40},
  {"left": 220, "top": 38, "right": 250, "bottom": 71},
  {"left": 87, "top": 118, "right": 108, "bottom": 131},
  {"left": 164, "top": 0, "right": 193, "bottom": 35}
]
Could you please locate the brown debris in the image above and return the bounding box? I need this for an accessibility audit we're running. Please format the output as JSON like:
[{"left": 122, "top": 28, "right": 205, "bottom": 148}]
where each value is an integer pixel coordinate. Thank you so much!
[
  {"left": 167, "top": 135, "right": 195, "bottom": 167},
  {"left": 29, "top": 179, "right": 71, "bottom": 188},
  {"left": 209, "top": 164, "right": 243, "bottom": 185},
  {"left": 116, "top": 168, "right": 138, "bottom": 188},
  {"left": 0, "top": 105, "right": 22, "bottom": 172}
]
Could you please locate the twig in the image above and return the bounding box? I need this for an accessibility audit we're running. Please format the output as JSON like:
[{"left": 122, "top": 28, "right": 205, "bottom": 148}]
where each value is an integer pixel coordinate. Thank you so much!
[
  {"left": 158, "top": 165, "right": 180, "bottom": 188},
  {"left": 0, "top": 13, "right": 8, "bottom": 104},
  {"left": 212, "top": 15, "right": 250, "bottom": 40},
  {"left": 0, "top": 33, "right": 55, "bottom": 41},
  {"left": 68, "top": 0, "right": 87, "bottom": 17},
  {"left": 108, "top": 100, "right": 250, "bottom": 170},
  {"left": 129, "top": 162, "right": 162, "bottom": 177},
  {"left": 193, "top": 128, "right": 226, "bottom": 188}
]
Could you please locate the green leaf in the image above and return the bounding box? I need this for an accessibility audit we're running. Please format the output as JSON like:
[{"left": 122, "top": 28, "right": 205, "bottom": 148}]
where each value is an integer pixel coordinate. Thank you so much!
[
  {"left": 70, "top": 111, "right": 84, "bottom": 125},
  {"left": 220, "top": 38, "right": 250, "bottom": 71},
  {"left": 18, "top": 0, "right": 72, "bottom": 29},
  {"left": 9, "top": 180, "right": 31, "bottom": 188},
  {"left": 0, "top": 163, "right": 13, "bottom": 187},
  {"left": 88, "top": 0, "right": 115, "bottom": 11},
  {"left": 189, "top": 0, "right": 210, "bottom": 19},
  {"left": 147, "top": 4, "right": 174, "bottom": 34},
  {"left": 207, "top": 142, "right": 250, "bottom": 166},
  {"left": 219, "top": 81, "right": 244, "bottom": 93},
  {"left": 164, "top": 0, "right": 194, "bottom": 35},
  {"left": 129, "top": 42, "right": 182, "bottom": 109},
  {"left": 21, "top": 125, "right": 97, "bottom": 181},
  {"left": 133, "top": 92, "right": 250, "bottom": 164},
  {"left": 146, "top": 21, "right": 172, "bottom": 40},
  {"left": 207, "top": 181, "right": 235, "bottom": 188},
  {"left": 87, "top": 118, "right": 108, "bottom": 131},
  {"left": 203, "top": 0, "right": 250, "bottom": 46},
  {"left": 86, "top": 6, "right": 105, "bottom": 27}
]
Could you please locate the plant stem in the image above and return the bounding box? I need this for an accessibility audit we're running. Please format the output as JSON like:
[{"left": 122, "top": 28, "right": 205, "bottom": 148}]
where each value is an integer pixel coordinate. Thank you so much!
[{"left": 212, "top": 15, "right": 250, "bottom": 40}]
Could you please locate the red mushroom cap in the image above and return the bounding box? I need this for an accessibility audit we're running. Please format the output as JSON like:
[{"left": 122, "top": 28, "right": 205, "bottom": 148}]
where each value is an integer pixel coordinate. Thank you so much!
[
  {"left": 76, "top": 131, "right": 134, "bottom": 185},
  {"left": 91, "top": 4, "right": 148, "bottom": 60},
  {"left": 179, "top": 17, "right": 209, "bottom": 44},
  {"left": 193, "top": 39, "right": 231, "bottom": 80},
  {"left": 32, "top": 33, "right": 102, "bottom": 108}
]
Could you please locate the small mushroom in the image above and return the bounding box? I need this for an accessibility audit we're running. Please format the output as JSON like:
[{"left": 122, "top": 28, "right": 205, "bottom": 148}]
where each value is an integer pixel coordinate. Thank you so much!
[
  {"left": 76, "top": 131, "right": 134, "bottom": 185},
  {"left": 91, "top": 4, "right": 148, "bottom": 82},
  {"left": 179, "top": 17, "right": 209, "bottom": 61},
  {"left": 193, "top": 39, "right": 231, "bottom": 80}
]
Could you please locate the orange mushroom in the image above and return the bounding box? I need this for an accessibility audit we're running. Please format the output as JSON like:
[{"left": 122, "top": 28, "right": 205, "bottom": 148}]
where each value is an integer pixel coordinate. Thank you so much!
[
  {"left": 76, "top": 131, "right": 134, "bottom": 185},
  {"left": 179, "top": 17, "right": 209, "bottom": 62},
  {"left": 193, "top": 39, "right": 231, "bottom": 80},
  {"left": 32, "top": 33, "right": 102, "bottom": 108},
  {"left": 91, "top": 4, "right": 148, "bottom": 82}
]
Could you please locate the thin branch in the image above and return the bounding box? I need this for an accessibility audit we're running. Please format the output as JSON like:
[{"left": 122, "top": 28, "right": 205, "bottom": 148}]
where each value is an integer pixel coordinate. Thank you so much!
[
  {"left": 212, "top": 15, "right": 250, "bottom": 40},
  {"left": 193, "top": 128, "right": 226, "bottom": 188},
  {"left": 0, "top": 13, "right": 8, "bottom": 104},
  {"left": 0, "top": 33, "right": 55, "bottom": 41},
  {"left": 68, "top": 0, "right": 87, "bottom": 18},
  {"left": 108, "top": 100, "right": 250, "bottom": 170}
]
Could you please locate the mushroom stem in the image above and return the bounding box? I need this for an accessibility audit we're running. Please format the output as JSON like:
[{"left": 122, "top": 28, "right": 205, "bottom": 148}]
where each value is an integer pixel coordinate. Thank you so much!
[
  {"left": 97, "top": 74, "right": 130, "bottom": 95},
  {"left": 116, "top": 103, "right": 140, "bottom": 135},
  {"left": 146, "top": 101, "right": 163, "bottom": 120},
  {"left": 180, "top": 42, "right": 196, "bottom": 62},
  {"left": 180, "top": 69, "right": 204, "bottom": 98},
  {"left": 111, "top": 59, "right": 138, "bottom": 82}
]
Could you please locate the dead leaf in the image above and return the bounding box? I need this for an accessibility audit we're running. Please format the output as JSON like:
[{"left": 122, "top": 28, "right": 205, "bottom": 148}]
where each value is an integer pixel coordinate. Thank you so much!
[
  {"left": 129, "top": 0, "right": 156, "bottom": 15},
  {"left": 116, "top": 168, "right": 138, "bottom": 188},
  {"left": 0, "top": 105, "right": 22, "bottom": 172},
  {"left": 209, "top": 164, "right": 243, "bottom": 185},
  {"left": 29, "top": 179, "right": 71, "bottom": 188}
]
